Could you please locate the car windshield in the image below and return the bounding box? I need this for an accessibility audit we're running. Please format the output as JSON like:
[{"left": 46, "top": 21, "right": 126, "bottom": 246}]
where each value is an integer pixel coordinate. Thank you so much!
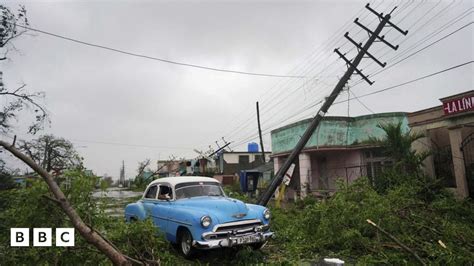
[{"left": 175, "top": 183, "right": 225, "bottom": 199}]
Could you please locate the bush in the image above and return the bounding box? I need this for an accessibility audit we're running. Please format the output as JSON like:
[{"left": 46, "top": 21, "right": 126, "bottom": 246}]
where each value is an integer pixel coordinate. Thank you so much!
[
  {"left": 0, "top": 170, "right": 178, "bottom": 265},
  {"left": 268, "top": 177, "right": 474, "bottom": 264}
]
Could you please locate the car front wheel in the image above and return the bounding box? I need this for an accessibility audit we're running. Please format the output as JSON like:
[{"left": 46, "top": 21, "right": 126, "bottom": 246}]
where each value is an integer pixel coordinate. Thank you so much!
[{"left": 178, "top": 228, "right": 196, "bottom": 258}]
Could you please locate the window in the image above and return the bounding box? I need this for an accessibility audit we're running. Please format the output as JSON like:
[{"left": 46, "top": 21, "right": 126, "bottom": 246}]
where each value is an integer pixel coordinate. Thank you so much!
[
  {"left": 175, "top": 183, "right": 225, "bottom": 199},
  {"left": 158, "top": 185, "right": 173, "bottom": 200},
  {"left": 144, "top": 185, "right": 158, "bottom": 199},
  {"left": 365, "top": 149, "right": 392, "bottom": 186}
]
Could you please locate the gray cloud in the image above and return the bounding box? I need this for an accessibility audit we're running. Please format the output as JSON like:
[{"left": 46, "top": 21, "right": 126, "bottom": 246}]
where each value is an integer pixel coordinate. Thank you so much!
[{"left": 1, "top": 0, "right": 472, "bottom": 178}]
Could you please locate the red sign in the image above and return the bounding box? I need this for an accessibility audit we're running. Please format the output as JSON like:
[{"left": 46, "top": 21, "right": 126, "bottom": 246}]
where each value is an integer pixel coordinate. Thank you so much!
[{"left": 443, "top": 95, "right": 474, "bottom": 115}]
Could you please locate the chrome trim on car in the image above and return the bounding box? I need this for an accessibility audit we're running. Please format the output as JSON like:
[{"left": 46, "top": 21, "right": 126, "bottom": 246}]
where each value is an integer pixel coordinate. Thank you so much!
[
  {"left": 211, "top": 219, "right": 261, "bottom": 232},
  {"left": 193, "top": 232, "right": 274, "bottom": 249},
  {"left": 202, "top": 223, "right": 269, "bottom": 240}
]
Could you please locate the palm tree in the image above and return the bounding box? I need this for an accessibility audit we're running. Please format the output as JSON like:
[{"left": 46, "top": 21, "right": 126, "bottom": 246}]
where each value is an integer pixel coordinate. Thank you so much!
[
  {"left": 368, "top": 122, "right": 431, "bottom": 193},
  {"left": 374, "top": 122, "right": 428, "bottom": 174}
]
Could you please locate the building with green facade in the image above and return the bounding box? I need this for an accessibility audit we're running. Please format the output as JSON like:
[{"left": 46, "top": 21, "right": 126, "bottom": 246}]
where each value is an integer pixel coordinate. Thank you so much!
[{"left": 270, "top": 112, "right": 408, "bottom": 199}]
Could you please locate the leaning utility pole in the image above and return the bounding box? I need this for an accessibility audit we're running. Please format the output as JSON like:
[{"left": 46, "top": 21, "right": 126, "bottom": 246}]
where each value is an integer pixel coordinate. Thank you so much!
[
  {"left": 256, "top": 101, "right": 266, "bottom": 163},
  {"left": 258, "top": 4, "right": 407, "bottom": 206}
]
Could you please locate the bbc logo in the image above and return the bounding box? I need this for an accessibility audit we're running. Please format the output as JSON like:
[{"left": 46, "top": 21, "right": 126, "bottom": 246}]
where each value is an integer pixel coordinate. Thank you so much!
[{"left": 11, "top": 228, "right": 75, "bottom": 247}]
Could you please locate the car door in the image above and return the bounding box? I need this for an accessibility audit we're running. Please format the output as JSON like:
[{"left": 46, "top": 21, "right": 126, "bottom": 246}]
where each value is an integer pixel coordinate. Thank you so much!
[
  {"left": 152, "top": 184, "right": 174, "bottom": 232},
  {"left": 142, "top": 185, "right": 158, "bottom": 217}
]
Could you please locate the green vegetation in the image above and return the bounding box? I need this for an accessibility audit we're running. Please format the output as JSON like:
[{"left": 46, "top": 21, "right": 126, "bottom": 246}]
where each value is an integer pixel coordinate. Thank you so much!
[
  {"left": 268, "top": 178, "right": 474, "bottom": 264},
  {"left": 0, "top": 171, "right": 179, "bottom": 265},
  {"left": 1, "top": 123, "right": 472, "bottom": 264},
  {"left": 265, "top": 121, "right": 474, "bottom": 264},
  {"left": 1, "top": 169, "right": 473, "bottom": 264}
]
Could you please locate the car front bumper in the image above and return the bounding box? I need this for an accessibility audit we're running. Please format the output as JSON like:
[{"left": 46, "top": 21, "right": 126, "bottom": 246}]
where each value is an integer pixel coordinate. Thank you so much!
[{"left": 192, "top": 231, "right": 274, "bottom": 249}]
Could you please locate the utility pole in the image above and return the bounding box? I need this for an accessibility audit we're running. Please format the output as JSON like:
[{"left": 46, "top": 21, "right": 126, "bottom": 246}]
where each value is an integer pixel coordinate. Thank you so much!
[
  {"left": 256, "top": 101, "right": 266, "bottom": 163},
  {"left": 257, "top": 4, "right": 407, "bottom": 206},
  {"left": 119, "top": 160, "right": 125, "bottom": 187}
]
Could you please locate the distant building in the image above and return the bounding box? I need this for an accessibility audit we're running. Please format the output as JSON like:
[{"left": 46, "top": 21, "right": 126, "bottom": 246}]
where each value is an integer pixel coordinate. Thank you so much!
[
  {"left": 271, "top": 112, "right": 408, "bottom": 199},
  {"left": 216, "top": 151, "right": 271, "bottom": 175},
  {"left": 157, "top": 158, "right": 216, "bottom": 177},
  {"left": 213, "top": 151, "right": 271, "bottom": 186},
  {"left": 157, "top": 160, "right": 184, "bottom": 177},
  {"left": 12, "top": 173, "right": 39, "bottom": 187}
]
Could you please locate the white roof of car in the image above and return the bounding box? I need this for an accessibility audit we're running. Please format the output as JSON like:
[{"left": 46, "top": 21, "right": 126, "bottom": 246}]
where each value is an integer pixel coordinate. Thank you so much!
[{"left": 147, "top": 176, "right": 220, "bottom": 187}]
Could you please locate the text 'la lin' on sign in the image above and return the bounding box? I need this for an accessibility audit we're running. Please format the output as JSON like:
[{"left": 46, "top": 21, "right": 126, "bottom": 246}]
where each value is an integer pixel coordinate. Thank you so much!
[{"left": 443, "top": 95, "right": 474, "bottom": 115}]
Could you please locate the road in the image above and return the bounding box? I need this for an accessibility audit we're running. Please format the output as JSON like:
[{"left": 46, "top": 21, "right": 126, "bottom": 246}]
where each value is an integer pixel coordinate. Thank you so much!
[{"left": 92, "top": 187, "right": 142, "bottom": 217}]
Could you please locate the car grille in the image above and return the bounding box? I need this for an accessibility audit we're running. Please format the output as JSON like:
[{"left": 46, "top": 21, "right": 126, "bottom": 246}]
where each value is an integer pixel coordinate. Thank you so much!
[
  {"left": 202, "top": 219, "right": 269, "bottom": 240},
  {"left": 214, "top": 219, "right": 262, "bottom": 233}
]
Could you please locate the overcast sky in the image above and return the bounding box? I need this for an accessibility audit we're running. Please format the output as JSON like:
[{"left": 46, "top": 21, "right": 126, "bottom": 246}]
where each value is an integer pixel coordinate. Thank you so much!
[{"left": 1, "top": 0, "right": 473, "bottom": 179}]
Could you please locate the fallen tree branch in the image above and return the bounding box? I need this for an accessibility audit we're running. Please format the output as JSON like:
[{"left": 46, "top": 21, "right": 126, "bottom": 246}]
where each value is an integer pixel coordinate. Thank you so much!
[
  {"left": 367, "top": 219, "right": 426, "bottom": 266},
  {"left": 0, "top": 140, "right": 131, "bottom": 265},
  {"left": 84, "top": 222, "right": 145, "bottom": 266},
  {"left": 41, "top": 194, "right": 61, "bottom": 204}
]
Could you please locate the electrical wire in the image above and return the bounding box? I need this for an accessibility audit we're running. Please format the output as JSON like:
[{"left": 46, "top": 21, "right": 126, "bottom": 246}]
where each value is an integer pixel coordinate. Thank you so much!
[
  {"left": 230, "top": 60, "right": 474, "bottom": 149},
  {"left": 221, "top": 0, "right": 427, "bottom": 144},
  {"left": 11, "top": 23, "right": 305, "bottom": 79},
  {"left": 197, "top": 0, "right": 387, "bottom": 146}
]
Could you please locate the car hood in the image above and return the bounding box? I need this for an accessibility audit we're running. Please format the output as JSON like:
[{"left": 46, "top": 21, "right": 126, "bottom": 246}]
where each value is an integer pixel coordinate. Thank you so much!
[{"left": 174, "top": 196, "right": 252, "bottom": 224}]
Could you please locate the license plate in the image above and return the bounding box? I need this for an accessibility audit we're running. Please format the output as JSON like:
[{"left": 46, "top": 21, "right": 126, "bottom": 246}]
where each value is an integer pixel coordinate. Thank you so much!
[{"left": 235, "top": 235, "right": 259, "bottom": 245}]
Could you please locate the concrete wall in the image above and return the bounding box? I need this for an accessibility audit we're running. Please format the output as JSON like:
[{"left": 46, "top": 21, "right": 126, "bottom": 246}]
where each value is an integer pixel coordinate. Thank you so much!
[
  {"left": 271, "top": 112, "right": 409, "bottom": 154},
  {"left": 274, "top": 149, "right": 367, "bottom": 200},
  {"left": 308, "top": 150, "right": 364, "bottom": 191},
  {"left": 222, "top": 152, "right": 271, "bottom": 164}
]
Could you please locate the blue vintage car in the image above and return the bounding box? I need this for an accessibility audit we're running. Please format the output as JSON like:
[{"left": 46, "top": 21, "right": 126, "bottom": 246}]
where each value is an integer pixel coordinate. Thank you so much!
[{"left": 125, "top": 176, "right": 273, "bottom": 258}]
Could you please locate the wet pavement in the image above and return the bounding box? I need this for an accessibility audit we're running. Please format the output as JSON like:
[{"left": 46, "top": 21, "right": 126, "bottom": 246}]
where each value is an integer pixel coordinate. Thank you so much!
[{"left": 92, "top": 187, "right": 142, "bottom": 217}]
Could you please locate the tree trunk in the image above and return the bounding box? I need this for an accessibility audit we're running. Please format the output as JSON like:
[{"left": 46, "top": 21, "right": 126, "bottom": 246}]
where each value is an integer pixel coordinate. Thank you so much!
[{"left": 0, "top": 140, "right": 131, "bottom": 265}]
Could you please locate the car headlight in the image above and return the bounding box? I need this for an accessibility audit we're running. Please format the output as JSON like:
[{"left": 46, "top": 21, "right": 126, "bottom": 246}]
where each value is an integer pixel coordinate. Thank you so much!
[
  {"left": 263, "top": 209, "right": 271, "bottom": 220},
  {"left": 200, "top": 215, "right": 212, "bottom": 228}
]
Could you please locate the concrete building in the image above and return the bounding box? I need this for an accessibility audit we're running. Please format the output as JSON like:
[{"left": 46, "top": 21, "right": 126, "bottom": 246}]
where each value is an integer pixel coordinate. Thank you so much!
[
  {"left": 216, "top": 151, "right": 272, "bottom": 175},
  {"left": 408, "top": 90, "right": 474, "bottom": 198},
  {"left": 213, "top": 151, "right": 271, "bottom": 185},
  {"left": 271, "top": 91, "right": 474, "bottom": 200},
  {"left": 271, "top": 112, "right": 408, "bottom": 199}
]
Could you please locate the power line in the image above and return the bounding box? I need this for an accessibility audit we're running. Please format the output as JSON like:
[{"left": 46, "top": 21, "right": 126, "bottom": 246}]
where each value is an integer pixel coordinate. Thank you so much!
[
  {"left": 205, "top": 1, "right": 466, "bottom": 149},
  {"left": 196, "top": 0, "right": 386, "bottom": 147},
  {"left": 12, "top": 23, "right": 305, "bottom": 79},
  {"left": 231, "top": 60, "right": 474, "bottom": 148},
  {"left": 225, "top": 4, "right": 472, "bottom": 145},
  {"left": 350, "top": 89, "right": 375, "bottom": 114},
  {"left": 0, "top": 133, "right": 193, "bottom": 150},
  {"left": 282, "top": 18, "right": 473, "bottom": 126},
  {"left": 69, "top": 139, "right": 193, "bottom": 150},
  {"left": 352, "top": 6, "right": 472, "bottom": 86},
  {"left": 219, "top": 1, "right": 427, "bottom": 144},
  {"left": 336, "top": 60, "right": 474, "bottom": 104}
]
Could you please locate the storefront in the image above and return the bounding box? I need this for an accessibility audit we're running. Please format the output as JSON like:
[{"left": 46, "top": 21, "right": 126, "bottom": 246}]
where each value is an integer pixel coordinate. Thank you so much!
[{"left": 408, "top": 90, "right": 474, "bottom": 198}]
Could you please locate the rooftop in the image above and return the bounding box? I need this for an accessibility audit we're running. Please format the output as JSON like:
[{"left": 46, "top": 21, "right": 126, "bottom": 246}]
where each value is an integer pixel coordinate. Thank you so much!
[{"left": 271, "top": 112, "right": 409, "bottom": 154}]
